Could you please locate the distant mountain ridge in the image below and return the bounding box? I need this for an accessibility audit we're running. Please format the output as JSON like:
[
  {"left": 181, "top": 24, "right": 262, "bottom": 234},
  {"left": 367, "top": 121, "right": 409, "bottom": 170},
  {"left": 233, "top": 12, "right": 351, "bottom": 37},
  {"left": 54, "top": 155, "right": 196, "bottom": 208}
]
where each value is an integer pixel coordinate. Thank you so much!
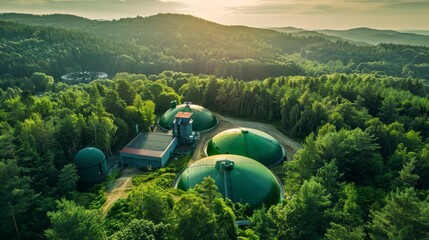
[
  {"left": 271, "top": 26, "right": 304, "bottom": 34},
  {"left": 317, "top": 27, "right": 429, "bottom": 46},
  {"left": 2, "top": 13, "right": 429, "bottom": 47},
  {"left": 271, "top": 27, "right": 370, "bottom": 46},
  {"left": 1, "top": 12, "right": 429, "bottom": 82},
  {"left": 0, "top": 13, "right": 330, "bottom": 58},
  {"left": 0, "top": 13, "right": 96, "bottom": 29},
  {"left": 272, "top": 26, "right": 429, "bottom": 46},
  {"left": 402, "top": 30, "right": 429, "bottom": 36},
  {"left": 0, "top": 13, "right": 332, "bottom": 80}
]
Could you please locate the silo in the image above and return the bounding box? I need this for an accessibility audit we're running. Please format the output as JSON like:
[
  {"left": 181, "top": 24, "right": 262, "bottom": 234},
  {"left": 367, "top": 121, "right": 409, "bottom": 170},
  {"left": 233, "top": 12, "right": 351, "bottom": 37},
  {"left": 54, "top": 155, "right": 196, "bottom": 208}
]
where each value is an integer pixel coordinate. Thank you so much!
[
  {"left": 173, "top": 112, "right": 195, "bottom": 145},
  {"left": 158, "top": 102, "right": 217, "bottom": 132},
  {"left": 205, "top": 128, "right": 285, "bottom": 166},
  {"left": 174, "top": 154, "right": 283, "bottom": 210},
  {"left": 74, "top": 147, "right": 107, "bottom": 187}
]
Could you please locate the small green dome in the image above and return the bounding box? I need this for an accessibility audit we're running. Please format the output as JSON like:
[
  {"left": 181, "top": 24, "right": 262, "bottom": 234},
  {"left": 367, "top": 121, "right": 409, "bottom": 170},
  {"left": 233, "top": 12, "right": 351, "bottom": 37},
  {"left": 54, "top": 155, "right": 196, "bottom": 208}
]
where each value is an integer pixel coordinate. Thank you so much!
[
  {"left": 158, "top": 103, "right": 217, "bottom": 131},
  {"left": 205, "top": 128, "right": 285, "bottom": 166},
  {"left": 74, "top": 147, "right": 106, "bottom": 168},
  {"left": 174, "top": 155, "right": 283, "bottom": 209},
  {"left": 74, "top": 147, "right": 107, "bottom": 186}
]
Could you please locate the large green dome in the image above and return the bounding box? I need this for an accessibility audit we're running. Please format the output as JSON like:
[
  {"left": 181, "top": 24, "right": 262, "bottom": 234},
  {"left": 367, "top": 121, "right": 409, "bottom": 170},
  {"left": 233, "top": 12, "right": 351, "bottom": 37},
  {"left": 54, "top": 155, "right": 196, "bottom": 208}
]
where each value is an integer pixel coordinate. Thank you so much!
[
  {"left": 158, "top": 103, "right": 217, "bottom": 131},
  {"left": 174, "top": 155, "right": 283, "bottom": 209},
  {"left": 205, "top": 128, "right": 285, "bottom": 166}
]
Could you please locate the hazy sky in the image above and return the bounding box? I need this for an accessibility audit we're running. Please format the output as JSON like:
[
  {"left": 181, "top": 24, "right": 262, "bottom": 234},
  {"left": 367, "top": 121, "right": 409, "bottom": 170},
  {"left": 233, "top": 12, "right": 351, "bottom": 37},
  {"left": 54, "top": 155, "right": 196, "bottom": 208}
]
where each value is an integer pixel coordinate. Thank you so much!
[{"left": 1, "top": 0, "right": 429, "bottom": 30}]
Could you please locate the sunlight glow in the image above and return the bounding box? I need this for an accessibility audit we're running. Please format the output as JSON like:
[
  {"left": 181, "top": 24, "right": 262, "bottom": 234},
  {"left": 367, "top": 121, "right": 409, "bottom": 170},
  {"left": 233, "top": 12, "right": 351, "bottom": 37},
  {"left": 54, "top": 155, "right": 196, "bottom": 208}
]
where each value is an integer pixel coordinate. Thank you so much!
[
  {"left": 1, "top": 0, "right": 429, "bottom": 29},
  {"left": 161, "top": 0, "right": 259, "bottom": 17}
]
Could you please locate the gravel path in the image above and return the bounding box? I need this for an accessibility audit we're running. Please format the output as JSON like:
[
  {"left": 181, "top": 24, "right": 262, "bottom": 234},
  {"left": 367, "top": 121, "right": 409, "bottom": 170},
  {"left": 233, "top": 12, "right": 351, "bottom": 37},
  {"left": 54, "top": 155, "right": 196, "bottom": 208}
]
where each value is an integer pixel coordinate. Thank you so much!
[{"left": 101, "top": 167, "right": 142, "bottom": 215}]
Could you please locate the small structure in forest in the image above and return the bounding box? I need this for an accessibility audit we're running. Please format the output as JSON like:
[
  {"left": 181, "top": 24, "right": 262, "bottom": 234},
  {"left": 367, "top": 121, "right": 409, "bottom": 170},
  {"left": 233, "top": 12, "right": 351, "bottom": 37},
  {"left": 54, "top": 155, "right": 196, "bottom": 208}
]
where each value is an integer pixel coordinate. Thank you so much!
[
  {"left": 120, "top": 111, "right": 200, "bottom": 169},
  {"left": 173, "top": 112, "right": 199, "bottom": 145},
  {"left": 74, "top": 147, "right": 107, "bottom": 188},
  {"left": 120, "top": 132, "right": 177, "bottom": 169},
  {"left": 61, "top": 71, "right": 108, "bottom": 83}
]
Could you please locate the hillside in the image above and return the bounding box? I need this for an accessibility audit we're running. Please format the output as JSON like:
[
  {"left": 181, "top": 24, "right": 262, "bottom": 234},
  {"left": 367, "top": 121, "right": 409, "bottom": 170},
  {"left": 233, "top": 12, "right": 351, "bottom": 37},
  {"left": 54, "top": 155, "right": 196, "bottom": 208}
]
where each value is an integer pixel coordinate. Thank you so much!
[
  {"left": 0, "top": 13, "right": 96, "bottom": 29},
  {"left": 271, "top": 26, "right": 304, "bottom": 34},
  {"left": 0, "top": 20, "right": 148, "bottom": 78},
  {"left": 3, "top": 13, "right": 429, "bottom": 49},
  {"left": 0, "top": 13, "right": 328, "bottom": 56},
  {"left": 402, "top": 30, "right": 429, "bottom": 36},
  {"left": 0, "top": 13, "right": 333, "bottom": 80},
  {"left": 271, "top": 25, "right": 429, "bottom": 46},
  {"left": 1, "top": 13, "right": 429, "bottom": 81},
  {"left": 272, "top": 27, "right": 370, "bottom": 46},
  {"left": 318, "top": 27, "right": 429, "bottom": 46}
]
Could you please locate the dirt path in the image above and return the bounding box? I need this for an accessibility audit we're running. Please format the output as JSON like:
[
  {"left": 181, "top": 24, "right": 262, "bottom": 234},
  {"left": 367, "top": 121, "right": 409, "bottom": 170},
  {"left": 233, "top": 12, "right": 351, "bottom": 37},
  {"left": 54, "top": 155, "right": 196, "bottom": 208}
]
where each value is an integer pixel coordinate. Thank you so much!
[
  {"left": 193, "top": 114, "right": 302, "bottom": 163},
  {"left": 101, "top": 167, "right": 142, "bottom": 215}
]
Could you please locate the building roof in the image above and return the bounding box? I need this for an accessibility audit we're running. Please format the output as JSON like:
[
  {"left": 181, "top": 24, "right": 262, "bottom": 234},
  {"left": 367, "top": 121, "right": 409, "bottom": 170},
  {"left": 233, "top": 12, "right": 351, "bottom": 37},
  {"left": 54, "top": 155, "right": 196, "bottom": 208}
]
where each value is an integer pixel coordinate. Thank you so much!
[
  {"left": 120, "top": 132, "right": 175, "bottom": 158},
  {"left": 175, "top": 112, "right": 193, "bottom": 119},
  {"left": 74, "top": 147, "right": 106, "bottom": 168},
  {"left": 174, "top": 154, "right": 283, "bottom": 210},
  {"left": 205, "top": 128, "right": 285, "bottom": 166},
  {"left": 158, "top": 103, "right": 218, "bottom": 131}
]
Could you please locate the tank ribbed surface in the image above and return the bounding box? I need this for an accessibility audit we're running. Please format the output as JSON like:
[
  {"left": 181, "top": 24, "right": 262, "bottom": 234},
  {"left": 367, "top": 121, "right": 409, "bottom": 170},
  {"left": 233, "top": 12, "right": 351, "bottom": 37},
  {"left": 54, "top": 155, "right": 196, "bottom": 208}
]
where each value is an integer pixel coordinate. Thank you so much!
[
  {"left": 174, "top": 154, "right": 283, "bottom": 209},
  {"left": 205, "top": 128, "right": 284, "bottom": 166},
  {"left": 158, "top": 103, "right": 217, "bottom": 131}
]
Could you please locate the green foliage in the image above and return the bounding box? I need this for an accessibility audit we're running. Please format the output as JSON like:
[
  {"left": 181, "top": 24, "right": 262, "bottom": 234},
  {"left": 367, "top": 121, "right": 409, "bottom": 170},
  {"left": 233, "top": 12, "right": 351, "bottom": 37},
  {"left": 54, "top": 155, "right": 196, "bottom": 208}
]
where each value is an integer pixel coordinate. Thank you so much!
[
  {"left": 238, "top": 229, "right": 260, "bottom": 240},
  {"left": 317, "top": 128, "right": 383, "bottom": 185},
  {"left": 137, "top": 186, "right": 173, "bottom": 223},
  {"left": 56, "top": 163, "right": 79, "bottom": 198},
  {"left": 369, "top": 188, "right": 429, "bottom": 240},
  {"left": 45, "top": 199, "right": 105, "bottom": 240},
  {"left": 213, "top": 198, "right": 238, "bottom": 240},
  {"left": 1, "top": 13, "right": 429, "bottom": 239},
  {"left": 225, "top": 199, "right": 251, "bottom": 220},
  {"left": 286, "top": 126, "right": 384, "bottom": 195},
  {"left": 251, "top": 205, "right": 274, "bottom": 240},
  {"left": 194, "top": 176, "right": 222, "bottom": 208},
  {"left": 109, "top": 219, "right": 171, "bottom": 240},
  {"left": 396, "top": 157, "right": 420, "bottom": 188},
  {"left": 313, "top": 161, "right": 343, "bottom": 201},
  {"left": 0, "top": 159, "right": 38, "bottom": 239},
  {"left": 88, "top": 186, "right": 107, "bottom": 210},
  {"left": 172, "top": 193, "right": 216, "bottom": 240},
  {"left": 104, "top": 198, "right": 136, "bottom": 235},
  {"left": 325, "top": 223, "right": 366, "bottom": 240},
  {"left": 270, "top": 179, "right": 331, "bottom": 240},
  {"left": 117, "top": 79, "right": 136, "bottom": 105},
  {"left": 31, "top": 72, "right": 54, "bottom": 93},
  {"left": 284, "top": 133, "right": 320, "bottom": 194}
]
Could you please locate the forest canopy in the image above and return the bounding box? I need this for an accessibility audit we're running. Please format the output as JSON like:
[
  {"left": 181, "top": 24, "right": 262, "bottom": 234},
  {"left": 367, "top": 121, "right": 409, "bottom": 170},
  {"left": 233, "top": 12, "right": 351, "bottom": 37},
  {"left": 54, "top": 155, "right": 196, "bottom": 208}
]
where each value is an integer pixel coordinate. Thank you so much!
[{"left": 0, "top": 13, "right": 428, "bottom": 240}]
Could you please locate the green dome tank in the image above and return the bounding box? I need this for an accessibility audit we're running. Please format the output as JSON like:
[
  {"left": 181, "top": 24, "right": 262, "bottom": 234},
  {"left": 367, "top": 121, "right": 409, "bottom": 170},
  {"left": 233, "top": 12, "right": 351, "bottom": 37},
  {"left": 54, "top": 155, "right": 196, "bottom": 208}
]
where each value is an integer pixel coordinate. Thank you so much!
[
  {"left": 205, "top": 128, "right": 285, "bottom": 166},
  {"left": 174, "top": 155, "right": 283, "bottom": 210},
  {"left": 158, "top": 102, "right": 217, "bottom": 131},
  {"left": 74, "top": 147, "right": 107, "bottom": 185}
]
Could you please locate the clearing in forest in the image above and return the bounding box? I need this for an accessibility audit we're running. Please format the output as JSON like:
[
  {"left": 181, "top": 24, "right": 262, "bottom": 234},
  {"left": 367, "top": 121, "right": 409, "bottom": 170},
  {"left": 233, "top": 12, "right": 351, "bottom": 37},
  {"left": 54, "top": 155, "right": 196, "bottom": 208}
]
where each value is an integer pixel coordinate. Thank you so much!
[{"left": 103, "top": 114, "right": 301, "bottom": 214}]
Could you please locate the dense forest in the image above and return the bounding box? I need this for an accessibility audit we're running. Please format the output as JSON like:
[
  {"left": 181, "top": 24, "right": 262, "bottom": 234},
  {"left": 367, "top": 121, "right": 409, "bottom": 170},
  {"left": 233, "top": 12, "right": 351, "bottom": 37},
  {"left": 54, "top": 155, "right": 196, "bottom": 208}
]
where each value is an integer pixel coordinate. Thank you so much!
[
  {"left": 2, "top": 13, "right": 429, "bottom": 81},
  {"left": 1, "top": 13, "right": 429, "bottom": 240}
]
